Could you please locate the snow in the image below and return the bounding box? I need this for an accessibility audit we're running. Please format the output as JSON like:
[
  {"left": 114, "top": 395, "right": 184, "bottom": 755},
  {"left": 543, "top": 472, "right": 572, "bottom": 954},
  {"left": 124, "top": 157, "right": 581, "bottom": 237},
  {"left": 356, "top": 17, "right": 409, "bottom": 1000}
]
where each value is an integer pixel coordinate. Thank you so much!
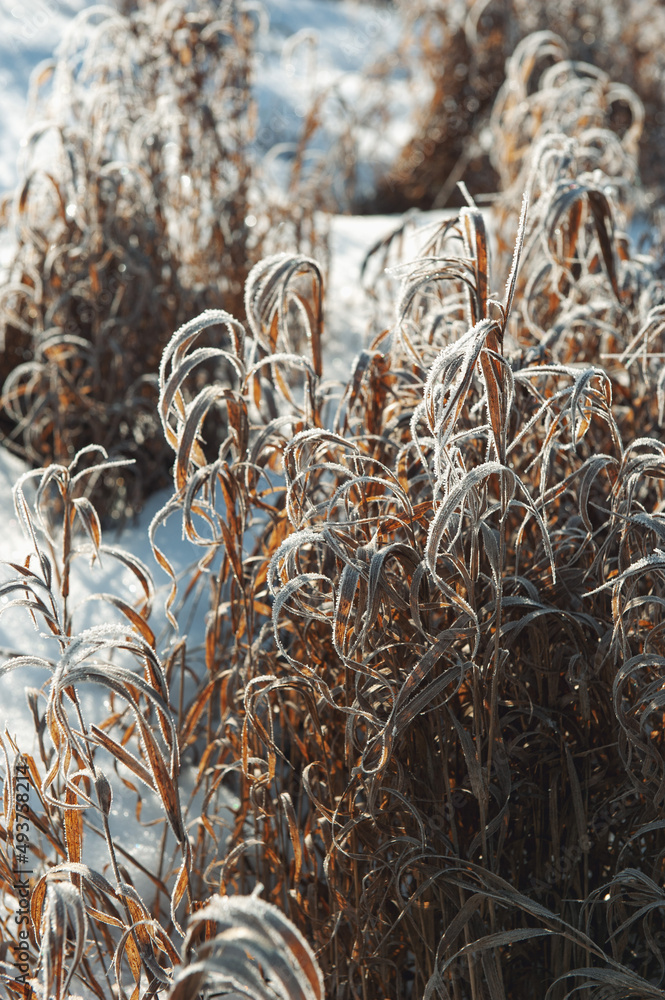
[
  {"left": 0, "top": 1, "right": 92, "bottom": 192},
  {"left": 324, "top": 208, "right": 457, "bottom": 381},
  {"left": 254, "top": 0, "right": 430, "bottom": 200}
]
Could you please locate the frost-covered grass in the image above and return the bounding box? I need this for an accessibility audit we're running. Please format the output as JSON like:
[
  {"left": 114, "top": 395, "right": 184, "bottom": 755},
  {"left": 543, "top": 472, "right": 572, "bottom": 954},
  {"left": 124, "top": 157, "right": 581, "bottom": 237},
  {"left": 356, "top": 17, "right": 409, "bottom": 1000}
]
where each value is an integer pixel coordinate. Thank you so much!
[{"left": 2, "top": 4, "right": 665, "bottom": 1000}]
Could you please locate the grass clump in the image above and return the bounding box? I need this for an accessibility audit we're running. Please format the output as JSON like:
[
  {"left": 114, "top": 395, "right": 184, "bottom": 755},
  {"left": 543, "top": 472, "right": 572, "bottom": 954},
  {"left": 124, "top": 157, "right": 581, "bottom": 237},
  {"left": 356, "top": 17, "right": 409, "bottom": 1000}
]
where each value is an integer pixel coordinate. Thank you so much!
[
  {"left": 376, "top": 0, "right": 665, "bottom": 213},
  {"left": 0, "top": 0, "right": 329, "bottom": 522},
  {"left": 1, "top": 21, "right": 665, "bottom": 1000}
]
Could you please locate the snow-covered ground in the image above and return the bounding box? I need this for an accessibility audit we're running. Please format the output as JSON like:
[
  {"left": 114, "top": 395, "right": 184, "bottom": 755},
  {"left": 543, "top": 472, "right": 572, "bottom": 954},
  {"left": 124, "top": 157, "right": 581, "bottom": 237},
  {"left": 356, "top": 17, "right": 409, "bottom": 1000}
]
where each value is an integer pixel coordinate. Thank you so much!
[
  {"left": 0, "top": 1, "right": 92, "bottom": 192},
  {"left": 254, "top": 0, "right": 429, "bottom": 200}
]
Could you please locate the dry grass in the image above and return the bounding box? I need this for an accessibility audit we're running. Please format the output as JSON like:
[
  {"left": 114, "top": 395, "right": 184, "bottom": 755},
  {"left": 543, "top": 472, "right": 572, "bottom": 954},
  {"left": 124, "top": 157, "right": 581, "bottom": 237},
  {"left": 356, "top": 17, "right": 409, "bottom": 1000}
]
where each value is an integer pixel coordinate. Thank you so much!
[
  {"left": 0, "top": 0, "right": 330, "bottom": 523},
  {"left": 374, "top": 0, "right": 665, "bottom": 214},
  {"left": 1, "top": 15, "right": 665, "bottom": 1000}
]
